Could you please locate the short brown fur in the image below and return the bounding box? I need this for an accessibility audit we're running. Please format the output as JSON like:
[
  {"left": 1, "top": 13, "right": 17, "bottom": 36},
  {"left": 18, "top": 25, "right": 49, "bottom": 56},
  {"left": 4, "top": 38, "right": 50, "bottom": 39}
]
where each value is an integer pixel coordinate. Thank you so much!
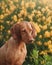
[{"left": 0, "top": 21, "right": 37, "bottom": 65}]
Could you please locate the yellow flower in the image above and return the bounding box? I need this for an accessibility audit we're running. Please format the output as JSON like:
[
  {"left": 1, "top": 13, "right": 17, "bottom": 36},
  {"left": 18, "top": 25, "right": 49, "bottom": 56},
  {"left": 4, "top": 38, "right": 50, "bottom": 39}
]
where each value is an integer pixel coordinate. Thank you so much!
[
  {"left": 1, "top": 1, "right": 6, "bottom": 8},
  {"left": 51, "top": 37, "right": 52, "bottom": 40},
  {"left": 41, "top": 8, "right": 46, "bottom": 13},
  {"left": 47, "top": 40, "right": 52, "bottom": 45},
  {"left": 0, "top": 35, "right": 3, "bottom": 40},
  {"left": 18, "top": 18, "right": 23, "bottom": 22},
  {"left": 44, "top": 31, "right": 50, "bottom": 38},
  {"left": 49, "top": 49, "right": 52, "bottom": 53},
  {"left": 42, "top": 25, "right": 47, "bottom": 30},
  {"left": 6, "top": 36, "right": 9, "bottom": 39},
  {"left": 0, "top": 14, "right": 4, "bottom": 19},
  {"left": 30, "top": 22, "right": 41, "bottom": 33},
  {"left": 18, "top": 9, "right": 27, "bottom": 17},
  {"left": 48, "top": 40, "right": 52, "bottom": 44},
  {"left": 37, "top": 11, "right": 41, "bottom": 14},
  {"left": 13, "top": 0, "right": 18, "bottom": 2},
  {"left": 48, "top": 49, "right": 52, "bottom": 53},
  {"left": 0, "top": 2, "right": 1, "bottom": 7},
  {"left": 0, "top": 20, "right": 4, "bottom": 23},
  {"left": 37, "top": 41, "right": 42, "bottom": 46},
  {"left": 4, "top": 13, "right": 8, "bottom": 17},
  {"left": 12, "top": 15, "right": 17, "bottom": 21},
  {"left": 48, "top": 44, "right": 52, "bottom": 49},
  {"left": 50, "top": 26, "right": 52, "bottom": 30},
  {"left": 41, "top": 60, "right": 45, "bottom": 64},
  {"left": 42, "top": 16, "right": 46, "bottom": 21},
  {"left": 0, "top": 25, "right": 4, "bottom": 31},
  {"left": 21, "top": 0, "right": 25, "bottom": 7},
  {"left": 7, "top": 30, "right": 11, "bottom": 34},
  {"left": 25, "top": 2, "right": 29, "bottom": 8},
  {"left": 39, "top": 24, "right": 42, "bottom": 28},
  {"left": 19, "top": 18, "right": 23, "bottom": 21},
  {"left": 25, "top": 2, "right": 36, "bottom": 9},
  {"left": 5, "top": 8, "right": 11, "bottom": 15},
  {"left": 6, "top": 21, "right": 10, "bottom": 24},
  {"left": 47, "top": 41, "right": 52, "bottom": 53},
  {"left": 10, "top": 5, "right": 16, "bottom": 12},
  {"left": 45, "top": 6, "right": 49, "bottom": 11},
  {"left": 28, "top": 15, "right": 32, "bottom": 20},
  {"left": 46, "top": 16, "right": 51, "bottom": 23},
  {"left": 48, "top": 10, "right": 52, "bottom": 16},
  {"left": 40, "top": 51, "right": 47, "bottom": 55},
  {"left": 44, "top": 42, "right": 48, "bottom": 46},
  {"left": 29, "top": 2, "right": 36, "bottom": 9},
  {"left": 31, "top": 13, "right": 35, "bottom": 17},
  {"left": 32, "top": 10, "right": 36, "bottom": 14},
  {"left": 9, "top": 0, "right": 13, "bottom": 5},
  {"left": 33, "top": 23, "right": 41, "bottom": 33},
  {"left": 38, "top": 6, "right": 41, "bottom": 10},
  {"left": 50, "top": 31, "right": 52, "bottom": 36},
  {"left": 18, "top": 13, "right": 22, "bottom": 18},
  {"left": 36, "top": 11, "right": 42, "bottom": 17},
  {"left": 39, "top": 35, "right": 42, "bottom": 39},
  {"left": 44, "top": 40, "right": 51, "bottom": 47},
  {"left": 37, "top": 18, "right": 41, "bottom": 22}
]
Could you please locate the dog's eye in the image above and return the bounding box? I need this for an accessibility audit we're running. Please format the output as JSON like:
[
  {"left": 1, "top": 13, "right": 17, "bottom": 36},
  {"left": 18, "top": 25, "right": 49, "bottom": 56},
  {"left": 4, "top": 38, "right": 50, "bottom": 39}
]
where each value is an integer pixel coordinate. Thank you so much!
[{"left": 22, "top": 30, "right": 26, "bottom": 32}]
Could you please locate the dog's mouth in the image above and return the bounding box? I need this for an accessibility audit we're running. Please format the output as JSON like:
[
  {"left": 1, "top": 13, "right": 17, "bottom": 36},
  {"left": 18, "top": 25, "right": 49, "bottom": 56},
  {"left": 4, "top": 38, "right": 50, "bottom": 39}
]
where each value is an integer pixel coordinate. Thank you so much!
[
  {"left": 28, "top": 40, "right": 35, "bottom": 43},
  {"left": 26, "top": 38, "right": 35, "bottom": 44}
]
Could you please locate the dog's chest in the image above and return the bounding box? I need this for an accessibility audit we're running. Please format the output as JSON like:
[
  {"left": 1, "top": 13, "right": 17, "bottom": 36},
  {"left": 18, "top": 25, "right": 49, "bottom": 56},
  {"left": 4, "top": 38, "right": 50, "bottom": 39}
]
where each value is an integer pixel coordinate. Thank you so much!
[
  {"left": 14, "top": 43, "right": 27, "bottom": 64},
  {"left": 6, "top": 42, "right": 27, "bottom": 65}
]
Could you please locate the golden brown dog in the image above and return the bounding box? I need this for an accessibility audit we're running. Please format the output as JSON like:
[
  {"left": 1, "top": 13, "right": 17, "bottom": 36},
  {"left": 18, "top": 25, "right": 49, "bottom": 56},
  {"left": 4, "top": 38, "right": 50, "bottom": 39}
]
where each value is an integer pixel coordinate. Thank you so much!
[{"left": 0, "top": 21, "right": 37, "bottom": 65}]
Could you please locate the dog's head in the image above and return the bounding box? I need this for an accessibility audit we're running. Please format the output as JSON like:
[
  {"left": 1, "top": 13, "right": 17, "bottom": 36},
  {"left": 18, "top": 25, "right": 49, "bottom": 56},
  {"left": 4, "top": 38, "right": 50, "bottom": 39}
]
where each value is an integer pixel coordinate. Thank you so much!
[{"left": 10, "top": 21, "right": 37, "bottom": 44}]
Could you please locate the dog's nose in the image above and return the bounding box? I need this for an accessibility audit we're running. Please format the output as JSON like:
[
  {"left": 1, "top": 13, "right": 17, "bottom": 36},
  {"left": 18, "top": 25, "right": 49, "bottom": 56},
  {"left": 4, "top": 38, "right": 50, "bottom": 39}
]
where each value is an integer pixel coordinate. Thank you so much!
[
  {"left": 29, "top": 38, "right": 34, "bottom": 43},
  {"left": 29, "top": 40, "right": 33, "bottom": 43}
]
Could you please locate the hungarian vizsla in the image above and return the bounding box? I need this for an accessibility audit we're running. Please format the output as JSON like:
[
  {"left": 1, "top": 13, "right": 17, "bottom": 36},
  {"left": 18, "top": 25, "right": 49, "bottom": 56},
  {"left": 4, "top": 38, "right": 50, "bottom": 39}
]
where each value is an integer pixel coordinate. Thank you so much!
[{"left": 0, "top": 21, "right": 37, "bottom": 65}]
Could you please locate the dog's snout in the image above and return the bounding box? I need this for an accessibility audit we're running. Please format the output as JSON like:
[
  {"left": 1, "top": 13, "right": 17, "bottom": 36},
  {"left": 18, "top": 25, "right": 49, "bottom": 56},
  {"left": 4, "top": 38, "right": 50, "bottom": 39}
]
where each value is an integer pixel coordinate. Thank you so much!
[
  {"left": 28, "top": 33, "right": 34, "bottom": 42},
  {"left": 28, "top": 38, "right": 34, "bottom": 43},
  {"left": 29, "top": 40, "right": 33, "bottom": 42}
]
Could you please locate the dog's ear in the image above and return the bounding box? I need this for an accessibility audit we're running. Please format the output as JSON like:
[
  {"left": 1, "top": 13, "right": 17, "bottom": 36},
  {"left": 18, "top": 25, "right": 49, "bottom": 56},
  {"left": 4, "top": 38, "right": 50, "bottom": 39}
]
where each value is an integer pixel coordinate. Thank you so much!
[
  {"left": 10, "top": 23, "right": 21, "bottom": 41},
  {"left": 30, "top": 22, "right": 37, "bottom": 38}
]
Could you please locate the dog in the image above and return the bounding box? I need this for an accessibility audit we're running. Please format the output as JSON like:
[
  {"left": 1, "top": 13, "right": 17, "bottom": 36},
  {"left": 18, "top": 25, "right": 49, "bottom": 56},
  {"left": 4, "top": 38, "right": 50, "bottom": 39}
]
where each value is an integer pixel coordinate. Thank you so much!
[{"left": 0, "top": 21, "right": 37, "bottom": 65}]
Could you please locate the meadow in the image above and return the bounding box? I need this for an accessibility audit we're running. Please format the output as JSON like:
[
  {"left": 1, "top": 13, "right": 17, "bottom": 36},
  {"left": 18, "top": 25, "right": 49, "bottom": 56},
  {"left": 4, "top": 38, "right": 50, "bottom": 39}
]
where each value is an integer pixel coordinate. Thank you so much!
[{"left": 0, "top": 0, "right": 52, "bottom": 65}]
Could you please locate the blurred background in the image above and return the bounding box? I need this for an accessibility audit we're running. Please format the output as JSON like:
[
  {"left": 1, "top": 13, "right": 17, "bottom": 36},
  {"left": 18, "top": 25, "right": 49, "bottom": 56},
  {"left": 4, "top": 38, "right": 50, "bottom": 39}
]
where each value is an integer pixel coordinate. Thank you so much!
[{"left": 0, "top": 0, "right": 52, "bottom": 65}]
